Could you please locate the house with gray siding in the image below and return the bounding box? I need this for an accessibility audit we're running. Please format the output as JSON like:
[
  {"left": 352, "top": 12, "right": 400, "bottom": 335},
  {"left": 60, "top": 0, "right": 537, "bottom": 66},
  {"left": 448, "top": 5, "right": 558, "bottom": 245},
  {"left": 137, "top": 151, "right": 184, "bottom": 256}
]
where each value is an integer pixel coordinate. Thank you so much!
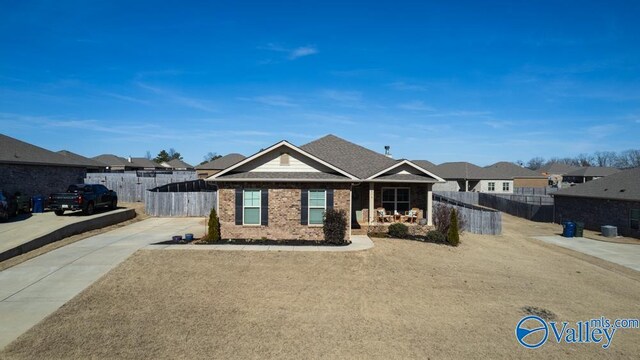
[{"left": 552, "top": 167, "right": 640, "bottom": 238}]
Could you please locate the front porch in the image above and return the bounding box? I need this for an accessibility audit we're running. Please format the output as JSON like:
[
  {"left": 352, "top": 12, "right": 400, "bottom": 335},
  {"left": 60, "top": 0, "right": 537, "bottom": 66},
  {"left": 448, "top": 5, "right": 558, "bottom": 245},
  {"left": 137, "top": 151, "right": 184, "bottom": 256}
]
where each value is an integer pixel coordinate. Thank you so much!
[{"left": 351, "top": 182, "right": 434, "bottom": 228}]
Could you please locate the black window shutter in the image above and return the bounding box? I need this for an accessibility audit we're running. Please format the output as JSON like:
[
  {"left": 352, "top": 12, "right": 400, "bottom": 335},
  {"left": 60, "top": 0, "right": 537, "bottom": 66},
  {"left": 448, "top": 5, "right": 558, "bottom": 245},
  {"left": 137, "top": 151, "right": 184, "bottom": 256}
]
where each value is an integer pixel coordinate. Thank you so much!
[
  {"left": 235, "top": 188, "right": 243, "bottom": 225},
  {"left": 300, "top": 189, "right": 308, "bottom": 225},
  {"left": 261, "top": 190, "right": 268, "bottom": 226},
  {"left": 326, "top": 189, "right": 334, "bottom": 210}
]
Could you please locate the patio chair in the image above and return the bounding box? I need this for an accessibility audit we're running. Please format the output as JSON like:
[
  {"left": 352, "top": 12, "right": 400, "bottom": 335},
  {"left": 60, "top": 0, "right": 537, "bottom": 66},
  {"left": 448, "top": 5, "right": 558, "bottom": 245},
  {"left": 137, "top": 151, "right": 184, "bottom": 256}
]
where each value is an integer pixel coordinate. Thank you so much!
[
  {"left": 375, "top": 207, "right": 392, "bottom": 223},
  {"left": 403, "top": 208, "right": 419, "bottom": 223}
]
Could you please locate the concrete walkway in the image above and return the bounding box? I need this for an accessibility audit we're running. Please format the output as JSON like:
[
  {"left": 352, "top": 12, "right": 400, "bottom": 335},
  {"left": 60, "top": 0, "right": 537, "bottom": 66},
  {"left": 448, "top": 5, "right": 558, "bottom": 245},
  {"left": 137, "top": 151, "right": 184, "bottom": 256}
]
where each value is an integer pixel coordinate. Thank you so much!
[
  {"left": 0, "top": 217, "right": 204, "bottom": 349},
  {"left": 533, "top": 235, "right": 640, "bottom": 272},
  {"left": 145, "top": 234, "right": 374, "bottom": 252}
]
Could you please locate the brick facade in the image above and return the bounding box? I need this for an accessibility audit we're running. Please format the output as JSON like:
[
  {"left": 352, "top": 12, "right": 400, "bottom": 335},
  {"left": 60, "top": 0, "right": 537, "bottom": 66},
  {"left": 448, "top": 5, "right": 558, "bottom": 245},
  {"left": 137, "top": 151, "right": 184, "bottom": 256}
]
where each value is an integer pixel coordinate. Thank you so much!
[
  {"left": 216, "top": 182, "right": 351, "bottom": 241},
  {"left": 0, "top": 164, "right": 87, "bottom": 197},
  {"left": 554, "top": 196, "right": 640, "bottom": 238}
]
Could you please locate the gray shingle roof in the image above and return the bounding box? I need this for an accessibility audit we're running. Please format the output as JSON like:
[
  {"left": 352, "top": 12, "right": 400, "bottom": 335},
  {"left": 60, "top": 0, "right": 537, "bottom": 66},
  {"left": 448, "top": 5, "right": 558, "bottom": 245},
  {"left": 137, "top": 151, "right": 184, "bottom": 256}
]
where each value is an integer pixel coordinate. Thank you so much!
[
  {"left": 539, "top": 162, "right": 580, "bottom": 175},
  {"left": 300, "top": 134, "right": 397, "bottom": 178},
  {"left": 412, "top": 160, "right": 436, "bottom": 171},
  {"left": 166, "top": 158, "right": 194, "bottom": 169},
  {"left": 433, "top": 162, "right": 486, "bottom": 180},
  {"left": 57, "top": 150, "right": 107, "bottom": 169},
  {"left": 0, "top": 133, "right": 89, "bottom": 168},
  {"left": 483, "top": 161, "right": 545, "bottom": 179},
  {"left": 130, "top": 157, "right": 163, "bottom": 169},
  {"left": 196, "top": 153, "right": 245, "bottom": 170},
  {"left": 92, "top": 154, "right": 134, "bottom": 168},
  {"left": 216, "top": 172, "right": 350, "bottom": 181},
  {"left": 371, "top": 173, "right": 439, "bottom": 183},
  {"left": 564, "top": 166, "right": 620, "bottom": 177},
  {"left": 553, "top": 167, "right": 640, "bottom": 201}
]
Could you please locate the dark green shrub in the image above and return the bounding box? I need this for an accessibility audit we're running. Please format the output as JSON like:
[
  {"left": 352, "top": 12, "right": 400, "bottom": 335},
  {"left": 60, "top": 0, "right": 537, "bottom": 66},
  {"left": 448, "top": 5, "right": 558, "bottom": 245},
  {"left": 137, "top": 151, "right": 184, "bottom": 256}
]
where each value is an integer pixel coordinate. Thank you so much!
[
  {"left": 323, "top": 209, "right": 348, "bottom": 245},
  {"left": 203, "top": 207, "right": 221, "bottom": 243},
  {"left": 388, "top": 223, "right": 409, "bottom": 238},
  {"left": 447, "top": 209, "right": 460, "bottom": 246},
  {"left": 425, "top": 230, "right": 446, "bottom": 243}
]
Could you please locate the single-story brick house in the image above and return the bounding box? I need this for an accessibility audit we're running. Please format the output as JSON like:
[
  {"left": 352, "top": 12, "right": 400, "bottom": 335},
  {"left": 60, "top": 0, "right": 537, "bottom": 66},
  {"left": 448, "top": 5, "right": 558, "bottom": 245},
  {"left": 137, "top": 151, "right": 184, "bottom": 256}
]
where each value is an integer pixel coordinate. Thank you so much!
[
  {"left": 207, "top": 135, "right": 445, "bottom": 241},
  {"left": 196, "top": 153, "right": 245, "bottom": 179},
  {"left": 552, "top": 167, "right": 640, "bottom": 238},
  {"left": 0, "top": 134, "right": 104, "bottom": 197}
]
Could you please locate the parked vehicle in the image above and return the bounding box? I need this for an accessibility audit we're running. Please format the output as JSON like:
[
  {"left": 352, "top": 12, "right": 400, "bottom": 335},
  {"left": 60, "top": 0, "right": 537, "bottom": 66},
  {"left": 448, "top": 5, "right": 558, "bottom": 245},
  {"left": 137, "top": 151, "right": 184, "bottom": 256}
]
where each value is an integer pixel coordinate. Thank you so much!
[
  {"left": 0, "top": 190, "right": 17, "bottom": 221},
  {"left": 49, "top": 184, "right": 118, "bottom": 216}
]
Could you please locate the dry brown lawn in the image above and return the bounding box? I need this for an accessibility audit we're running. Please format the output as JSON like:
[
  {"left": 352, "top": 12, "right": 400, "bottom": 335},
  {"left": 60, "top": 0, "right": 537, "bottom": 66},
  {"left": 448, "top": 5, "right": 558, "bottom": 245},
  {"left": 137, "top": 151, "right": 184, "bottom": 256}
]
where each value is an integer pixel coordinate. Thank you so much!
[{"left": 2, "top": 214, "right": 639, "bottom": 359}]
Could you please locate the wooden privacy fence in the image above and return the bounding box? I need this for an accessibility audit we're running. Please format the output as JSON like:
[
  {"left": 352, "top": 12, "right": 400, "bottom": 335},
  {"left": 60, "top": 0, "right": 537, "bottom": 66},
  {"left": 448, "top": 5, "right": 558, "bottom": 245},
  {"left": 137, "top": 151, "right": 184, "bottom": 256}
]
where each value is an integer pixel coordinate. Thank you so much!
[
  {"left": 514, "top": 187, "right": 557, "bottom": 195},
  {"left": 478, "top": 193, "right": 553, "bottom": 222},
  {"left": 434, "top": 194, "right": 502, "bottom": 235},
  {"left": 434, "top": 191, "right": 480, "bottom": 205},
  {"left": 145, "top": 191, "right": 217, "bottom": 217},
  {"left": 85, "top": 172, "right": 197, "bottom": 202}
]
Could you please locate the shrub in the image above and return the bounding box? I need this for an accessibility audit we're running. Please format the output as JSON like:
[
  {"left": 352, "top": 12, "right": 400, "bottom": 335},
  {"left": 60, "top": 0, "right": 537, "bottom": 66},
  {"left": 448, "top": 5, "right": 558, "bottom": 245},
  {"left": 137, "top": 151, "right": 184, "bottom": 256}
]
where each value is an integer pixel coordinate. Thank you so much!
[
  {"left": 203, "top": 207, "right": 221, "bottom": 243},
  {"left": 323, "top": 209, "right": 348, "bottom": 245},
  {"left": 424, "top": 230, "right": 446, "bottom": 243},
  {"left": 388, "top": 223, "right": 409, "bottom": 238},
  {"left": 447, "top": 209, "right": 460, "bottom": 246},
  {"left": 433, "top": 203, "right": 466, "bottom": 236}
]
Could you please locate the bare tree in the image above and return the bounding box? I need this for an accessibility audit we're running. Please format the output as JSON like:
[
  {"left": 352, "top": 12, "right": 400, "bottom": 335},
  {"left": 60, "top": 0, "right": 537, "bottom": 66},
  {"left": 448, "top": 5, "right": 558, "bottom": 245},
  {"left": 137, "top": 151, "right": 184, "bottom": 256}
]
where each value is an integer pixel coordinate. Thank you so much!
[
  {"left": 615, "top": 149, "right": 640, "bottom": 169},
  {"left": 145, "top": 150, "right": 152, "bottom": 160},
  {"left": 593, "top": 151, "right": 617, "bottom": 167},
  {"left": 526, "top": 157, "right": 545, "bottom": 170},
  {"left": 575, "top": 153, "right": 593, "bottom": 167}
]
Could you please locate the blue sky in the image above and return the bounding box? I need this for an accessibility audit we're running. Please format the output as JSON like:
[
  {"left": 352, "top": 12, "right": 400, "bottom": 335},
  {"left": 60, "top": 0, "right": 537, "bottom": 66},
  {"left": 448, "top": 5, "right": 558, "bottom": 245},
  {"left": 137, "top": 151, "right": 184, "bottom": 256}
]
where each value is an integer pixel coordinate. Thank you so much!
[{"left": 1, "top": 0, "right": 639, "bottom": 166}]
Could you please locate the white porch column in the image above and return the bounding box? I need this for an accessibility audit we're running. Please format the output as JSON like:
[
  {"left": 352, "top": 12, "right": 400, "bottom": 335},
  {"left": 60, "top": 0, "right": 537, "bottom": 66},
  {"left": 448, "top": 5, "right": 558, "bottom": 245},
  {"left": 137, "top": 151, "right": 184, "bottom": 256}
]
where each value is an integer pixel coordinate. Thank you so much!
[
  {"left": 368, "top": 182, "right": 375, "bottom": 224},
  {"left": 427, "top": 184, "right": 433, "bottom": 226}
]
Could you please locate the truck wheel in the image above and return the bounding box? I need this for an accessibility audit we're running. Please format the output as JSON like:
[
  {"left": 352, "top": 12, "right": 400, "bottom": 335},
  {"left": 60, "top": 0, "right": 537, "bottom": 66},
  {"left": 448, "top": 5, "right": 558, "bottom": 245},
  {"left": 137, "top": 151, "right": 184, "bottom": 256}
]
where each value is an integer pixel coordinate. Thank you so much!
[
  {"left": 54, "top": 210, "right": 64, "bottom": 216},
  {"left": 110, "top": 199, "right": 117, "bottom": 210},
  {"left": 83, "top": 202, "right": 95, "bottom": 216}
]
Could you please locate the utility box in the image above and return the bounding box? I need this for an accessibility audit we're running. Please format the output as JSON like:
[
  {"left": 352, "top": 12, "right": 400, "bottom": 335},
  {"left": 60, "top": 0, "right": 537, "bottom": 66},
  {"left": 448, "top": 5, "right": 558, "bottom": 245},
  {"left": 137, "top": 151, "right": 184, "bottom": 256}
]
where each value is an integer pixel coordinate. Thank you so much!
[{"left": 601, "top": 225, "right": 617, "bottom": 238}]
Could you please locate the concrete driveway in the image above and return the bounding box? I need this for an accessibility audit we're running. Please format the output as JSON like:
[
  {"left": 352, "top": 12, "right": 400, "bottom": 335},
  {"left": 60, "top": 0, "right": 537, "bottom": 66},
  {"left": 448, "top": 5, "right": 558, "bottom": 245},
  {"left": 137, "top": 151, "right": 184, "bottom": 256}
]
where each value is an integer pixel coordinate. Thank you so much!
[
  {"left": 0, "top": 217, "right": 204, "bottom": 349},
  {"left": 533, "top": 235, "right": 640, "bottom": 272}
]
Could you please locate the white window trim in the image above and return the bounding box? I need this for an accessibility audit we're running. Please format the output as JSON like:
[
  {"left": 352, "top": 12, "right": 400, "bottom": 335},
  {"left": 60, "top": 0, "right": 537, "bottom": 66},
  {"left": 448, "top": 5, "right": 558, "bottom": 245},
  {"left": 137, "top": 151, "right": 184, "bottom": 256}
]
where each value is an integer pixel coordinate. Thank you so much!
[
  {"left": 308, "top": 189, "right": 327, "bottom": 226},
  {"left": 243, "top": 189, "right": 261, "bottom": 226},
  {"left": 488, "top": 182, "right": 496, "bottom": 192},
  {"left": 502, "top": 182, "right": 510, "bottom": 191},
  {"left": 381, "top": 187, "right": 411, "bottom": 214}
]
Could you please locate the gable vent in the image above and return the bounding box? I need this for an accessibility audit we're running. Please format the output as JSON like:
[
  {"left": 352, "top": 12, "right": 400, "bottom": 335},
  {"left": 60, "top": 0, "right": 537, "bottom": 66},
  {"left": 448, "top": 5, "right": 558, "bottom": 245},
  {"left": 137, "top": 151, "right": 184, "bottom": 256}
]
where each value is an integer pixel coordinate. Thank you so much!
[{"left": 280, "top": 153, "right": 290, "bottom": 166}]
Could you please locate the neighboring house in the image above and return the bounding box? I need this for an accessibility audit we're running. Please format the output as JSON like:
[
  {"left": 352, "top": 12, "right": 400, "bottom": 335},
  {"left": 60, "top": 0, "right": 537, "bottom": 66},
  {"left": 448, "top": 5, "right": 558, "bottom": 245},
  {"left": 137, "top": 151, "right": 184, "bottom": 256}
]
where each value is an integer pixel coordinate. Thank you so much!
[
  {"left": 57, "top": 150, "right": 107, "bottom": 172},
  {"left": 483, "top": 162, "right": 548, "bottom": 189},
  {"left": 207, "top": 135, "right": 445, "bottom": 241},
  {"left": 552, "top": 167, "right": 640, "bottom": 238},
  {"left": 562, "top": 166, "right": 620, "bottom": 184},
  {"left": 538, "top": 162, "right": 581, "bottom": 187},
  {"left": 0, "top": 134, "right": 94, "bottom": 197},
  {"left": 130, "top": 157, "right": 164, "bottom": 171},
  {"left": 422, "top": 161, "right": 547, "bottom": 193},
  {"left": 93, "top": 154, "right": 143, "bottom": 171},
  {"left": 196, "top": 153, "right": 245, "bottom": 179},
  {"left": 426, "top": 162, "right": 486, "bottom": 192},
  {"left": 160, "top": 159, "right": 194, "bottom": 171}
]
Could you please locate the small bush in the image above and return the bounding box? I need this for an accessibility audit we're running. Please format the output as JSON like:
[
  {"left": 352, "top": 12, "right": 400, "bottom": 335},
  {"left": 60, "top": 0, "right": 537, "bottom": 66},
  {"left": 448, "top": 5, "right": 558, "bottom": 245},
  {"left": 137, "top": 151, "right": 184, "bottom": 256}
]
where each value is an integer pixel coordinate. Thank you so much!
[
  {"left": 323, "top": 209, "right": 348, "bottom": 245},
  {"left": 388, "top": 223, "right": 409, "bottom": 238},
  {"left": 203, "top": 207, "right": 221, "bottom": 243},
  {"left": 447, "top": 209, "right": 460, "bottom": 246},
  {"left": 424, "top": 230, "right": 446, "bottom": 243},
  {"left": 433, "top": 203, "right": 466, "bottom": 236}
]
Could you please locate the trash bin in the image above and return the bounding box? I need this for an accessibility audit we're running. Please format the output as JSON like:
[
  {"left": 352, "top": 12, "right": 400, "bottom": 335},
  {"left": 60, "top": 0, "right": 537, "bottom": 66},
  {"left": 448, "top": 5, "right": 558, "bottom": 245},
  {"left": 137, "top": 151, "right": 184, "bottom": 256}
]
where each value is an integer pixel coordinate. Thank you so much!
[
  {"left": 32, "top": 195, "right": 45, "bottom": 213},
  {"left": 601, "top": 225, "right": 617, "bottom": 238},
  {"left": 575, "top": 222, "right": 584, "bottom": 237},
  {"left": 562, "top": 221, "right": 576, "bottom": 238}
]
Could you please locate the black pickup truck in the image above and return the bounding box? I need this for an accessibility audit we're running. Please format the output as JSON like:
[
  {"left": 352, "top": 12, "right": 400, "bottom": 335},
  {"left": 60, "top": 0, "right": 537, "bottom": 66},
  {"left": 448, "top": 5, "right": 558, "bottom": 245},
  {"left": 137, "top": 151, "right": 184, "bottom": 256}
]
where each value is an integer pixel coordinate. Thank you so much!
[{"left": 49, "top": 184, "right": 118, "bottom": 216}]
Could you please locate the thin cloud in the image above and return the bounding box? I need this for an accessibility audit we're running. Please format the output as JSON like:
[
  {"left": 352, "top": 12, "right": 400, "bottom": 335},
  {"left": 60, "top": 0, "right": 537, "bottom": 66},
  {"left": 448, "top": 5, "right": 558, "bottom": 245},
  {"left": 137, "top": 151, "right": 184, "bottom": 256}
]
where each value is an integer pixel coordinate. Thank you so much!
[
  {"left": 136, "top": 82, "right": 216, "bottom": 112},
  {"left": 483, "top": 120, "right": 514, "bottom": 129},
  {"left": 388, "top": 81, "right": 428, "bottom": 91},
  {"left": 259, "top": 43, "right": 318, "bottom": 60},
  {"left": 322, "top": 90, "right": 363, "bottom": 108},
  {"left": 398, "top": 100, "right": 434, "bottom": 111},
  {"left": 103, "top": 92, "right": 151, "bottom": 105},
  {"left": 239, "top": 95, "right": 298, "bottom": 107}
]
